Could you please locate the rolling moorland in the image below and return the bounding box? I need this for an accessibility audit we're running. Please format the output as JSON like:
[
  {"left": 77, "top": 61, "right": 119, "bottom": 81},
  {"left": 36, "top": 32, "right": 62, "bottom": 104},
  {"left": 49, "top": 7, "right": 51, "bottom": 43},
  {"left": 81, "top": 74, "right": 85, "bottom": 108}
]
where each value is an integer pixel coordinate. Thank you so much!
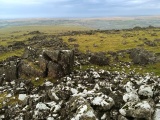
[
  {"left": 0, "top": 18, "right": 160, "bottom": 119},
  {"left": 1, "top": 16, "right": 160, "bottom": 29}
]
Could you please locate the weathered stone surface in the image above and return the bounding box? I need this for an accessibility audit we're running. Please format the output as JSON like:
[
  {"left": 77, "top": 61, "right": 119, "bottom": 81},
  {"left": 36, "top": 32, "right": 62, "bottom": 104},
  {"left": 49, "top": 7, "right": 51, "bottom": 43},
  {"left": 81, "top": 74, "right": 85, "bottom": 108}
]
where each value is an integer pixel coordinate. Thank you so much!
[
  {"left": 22, "top": 46, "right": 40, "bottom": 61},
  {"left": 89, "top": 93, "right": 115, "bottom": 111},
  {"left": 63, "top": 96, "right": 97, "bottom": 120},
  {"left": 123, "top": 91, "right": 140, "bottom": 102},
  {"left": 58, "top": 50, "right": 74, "bottom": 75},
  {"left": 0, "top": 45, "right": 8, "bottom": 54},
  {"left": 153, "top": 103, "right": 160, "bottom": 120},
  {"left": 118, "top": 115, "right": 128, "bottom": 120},
  {"left": 129, "top": 48, "right": 156, "bottom": 65},
  {"left": 42, "top": 50, "right": 59, "bottom": 62},
  {"left": 0, "top": 75, "right": 5, "bottom": 86},
  {"left": 0, "top": 65, "right": 5, "bottom": 76},
  {"left": 89, "top": 52, "right": 110, "bottom": 66},
  {"left": 0, "top": 67, "right": 159, "bottom": 120},
  {"left": 119, "top": 99, "right": 155, "bottom": 120},
  {"left": 19, "top": 60, "right": 43, "bottom": 77},
  {"left": 138, "top": 85, "right": 153, "bottom": 98},
  {"left": 8, "top": 41, "right": 25, "bottom": 49},
  {"left": 0, "top": 43, "right": 159, "bottom": 120},
  {"left": 4, "top": 61, "right": 18, "bottom": 81},
  {"left": 41, "top": 49, "right": 74, "bottom": 78},
  {"left": 68, "top": 38, "right": 77, "bottom": 42},
  {"left": 47, "top": 61, "right": 62, "bottom": 78},
  {"left": 144, "top": 40, "right": 157, "bottom": 47}
]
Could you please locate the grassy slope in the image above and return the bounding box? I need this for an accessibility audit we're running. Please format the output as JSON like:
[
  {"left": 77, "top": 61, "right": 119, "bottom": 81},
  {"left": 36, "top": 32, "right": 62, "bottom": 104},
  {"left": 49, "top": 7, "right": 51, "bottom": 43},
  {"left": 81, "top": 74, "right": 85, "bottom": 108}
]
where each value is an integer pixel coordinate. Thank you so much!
[
  {"left": 62, "top": 28, "right": 160, "bottom": 75},
  {"left": 0, "top": 25, "right": 89, "bottom": 45},
  {"left": 0, "top": 26, "right": 160, "bottom": 76},
  {"left": 0, "top": 25, "right": 160, "bottom": 107},
  {"left": 62, "top": 28, "right": 160, "bottom": 53},
  {"left": 0, "top": 25, "right": 89, "bottom": 59}
]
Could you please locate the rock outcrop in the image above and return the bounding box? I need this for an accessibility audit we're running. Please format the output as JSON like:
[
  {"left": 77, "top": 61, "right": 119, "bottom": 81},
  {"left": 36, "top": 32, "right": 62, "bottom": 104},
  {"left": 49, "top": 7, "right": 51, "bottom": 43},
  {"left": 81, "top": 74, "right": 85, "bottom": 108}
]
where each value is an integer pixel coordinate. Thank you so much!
[
  {"left": 0, "top": 47, "right": 74, "bottom": 81},
  {"left": 89, "top": 52, "right": 110, "bottom": 66},
  {"left": 129, "top": 48, "right": 156, "bottom": 65},
  {"left": 40, "top": 49, "right": 74, "bottom": 78}
]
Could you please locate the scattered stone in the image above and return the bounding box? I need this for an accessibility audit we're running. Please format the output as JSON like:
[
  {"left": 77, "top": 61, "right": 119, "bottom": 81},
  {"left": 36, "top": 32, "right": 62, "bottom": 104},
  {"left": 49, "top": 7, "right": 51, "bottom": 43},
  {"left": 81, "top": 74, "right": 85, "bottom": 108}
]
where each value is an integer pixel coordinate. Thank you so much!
[
  {"left": 138, "top": 85, "right": 153, "bottom": 98},
  {"left": 129, "top": 48, "right": 156, "bottom": 65},
  {"left": 18, "top": 94, "right": 27, "bottom": 101},
  {"left": 64, "top": 96, "right": 97, "bottom": 120},
  {"left": 144, "top": 40, "right": 157, "bottom": 47},
  {"left": 120, "top": 99, "right": 155, "bottom": 120},
  {"left": 89, "top": 52, "right": 110, "bottom": 66},
  {"left": 68, "top": 38, "right": 77, "bottom": 42},
  {"left": 0, "top": 32, "right": 159, "bottom": 120}
]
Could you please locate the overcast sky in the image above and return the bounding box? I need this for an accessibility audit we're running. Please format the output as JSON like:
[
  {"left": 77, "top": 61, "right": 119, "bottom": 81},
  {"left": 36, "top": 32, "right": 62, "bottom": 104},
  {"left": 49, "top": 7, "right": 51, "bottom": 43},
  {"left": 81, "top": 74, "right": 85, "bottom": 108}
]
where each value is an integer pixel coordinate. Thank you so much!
[{"left": 0, "top": 0, "right": 160, "bottom": 18}]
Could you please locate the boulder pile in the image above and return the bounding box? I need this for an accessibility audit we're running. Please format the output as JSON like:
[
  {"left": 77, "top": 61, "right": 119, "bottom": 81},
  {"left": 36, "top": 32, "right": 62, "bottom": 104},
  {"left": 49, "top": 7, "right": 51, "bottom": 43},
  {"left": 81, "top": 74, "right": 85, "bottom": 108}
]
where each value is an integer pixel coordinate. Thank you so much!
[
  {"left": 0, "top": 47, "right": 74, "bottom": 80},
  {"left": 0, "top": 62, "right": 159, "bottom": 119}
]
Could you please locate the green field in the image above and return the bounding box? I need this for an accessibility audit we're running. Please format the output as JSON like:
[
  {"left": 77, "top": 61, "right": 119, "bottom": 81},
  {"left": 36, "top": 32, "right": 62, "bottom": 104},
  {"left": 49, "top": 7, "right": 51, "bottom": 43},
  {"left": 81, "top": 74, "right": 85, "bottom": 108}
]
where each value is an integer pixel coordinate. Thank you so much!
[{"left": 0, "top": 25, "right": 160, "bottom": 76}]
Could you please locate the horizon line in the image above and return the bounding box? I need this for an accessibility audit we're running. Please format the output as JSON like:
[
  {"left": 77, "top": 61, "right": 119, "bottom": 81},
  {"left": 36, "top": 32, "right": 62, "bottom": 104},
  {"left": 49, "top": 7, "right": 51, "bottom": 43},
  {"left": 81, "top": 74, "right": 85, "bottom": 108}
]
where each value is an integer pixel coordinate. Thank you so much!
[{"left": 1, "top": 15, "right": 160, "bottom": 20}]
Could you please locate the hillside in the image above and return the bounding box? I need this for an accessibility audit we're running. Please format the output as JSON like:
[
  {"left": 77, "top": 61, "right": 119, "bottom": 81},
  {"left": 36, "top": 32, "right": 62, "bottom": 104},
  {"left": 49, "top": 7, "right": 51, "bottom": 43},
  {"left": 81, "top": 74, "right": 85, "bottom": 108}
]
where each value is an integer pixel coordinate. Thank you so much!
[
  {"left": 1, "top": 16, "right": 160, "bottom": 29},
  {"left": 0, "top": 25, "right": 159, "bottom": 119}
]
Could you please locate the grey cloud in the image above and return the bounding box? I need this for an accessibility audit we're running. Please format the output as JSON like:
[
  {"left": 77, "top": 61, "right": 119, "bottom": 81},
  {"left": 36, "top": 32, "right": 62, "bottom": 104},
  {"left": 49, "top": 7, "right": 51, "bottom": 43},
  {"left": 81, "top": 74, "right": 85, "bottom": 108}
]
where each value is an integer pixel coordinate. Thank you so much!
[{"left": 0, "top": 0, "right": 160, "bottom": 18}]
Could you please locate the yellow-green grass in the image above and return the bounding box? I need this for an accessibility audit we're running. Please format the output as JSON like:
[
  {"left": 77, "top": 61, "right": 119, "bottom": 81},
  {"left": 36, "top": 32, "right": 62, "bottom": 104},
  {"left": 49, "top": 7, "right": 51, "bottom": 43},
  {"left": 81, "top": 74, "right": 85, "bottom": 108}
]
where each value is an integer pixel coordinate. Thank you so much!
[
  {"left": 0, "top": 26, "right": 160, "bottom": 76},
  {"left": 0, "top": 25, "right": 89, "bottom": 35},
  {"left": 0, "top": 25, "right": 89, "bottom": 47},
  {"left": 20, "top": 74, "right": 57, "bottom": 87},
  {"left": 0, "top": 92, "right": 21, "bottom": 108},
  {"left": 31, "top": 77, "right": 57, "bottom": 87},
  {"left": 62, "top": 28, "right": 160, "bottom": 76},
  {"left": 0, "top": 49, "right": 24, "bottom": 61},
  {"left": 0, "top": 30, "right": 33, "bottom": 46},
  {"left": 0, "top": 92, "right": 7, "bottom": 108},
  {"left": 30, "top": 77, "right": 46, "bottom": 87},
  {"left": 141, "top": 62, "right": 160, "bottom": 75},
  {"left": 62, "top": 28, "right": 160, "bottom": 53},
  {"left": 79, "top": 61, "right": 160, "bottom": 76}
]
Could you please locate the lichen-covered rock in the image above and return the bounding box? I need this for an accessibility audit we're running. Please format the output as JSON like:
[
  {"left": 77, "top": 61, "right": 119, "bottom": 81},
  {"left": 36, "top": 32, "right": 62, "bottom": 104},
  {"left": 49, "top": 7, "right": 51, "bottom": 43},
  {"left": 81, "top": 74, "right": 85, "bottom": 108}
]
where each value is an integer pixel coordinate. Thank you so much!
[
  {"left": 47, "top": 61, "right": 63, "bottom": 78},
  {"left": 119, "top": 99, "right": 155, "bottom": 120},
  {"left": 47, "top": 89, "right": 60, "bottom": 102},
  {"left": 0, "top": 65, "right": 5, "bottom": 76},
  {"left": 22, "top": 46, "right": 40, "bottom": 61},
  {"left": 109, "top": 91, "right": 124, "bottom": 109},
  {"left": 153, "top": 103, "right": 160, "bottom": 120},
  {"left": 42, "top": 50, "right": 59, "bottom": 62},
  {"left": 19, "top": 60, "right": 43, "bottom": 77},
  {"left": 123, "top": 91, "right": 140, "bottom": 102},
  {"left": 89, "top": 52, "right": 110, "bottom": 66},
  {"left": 89, "top": 93, "right": 115, "bottom": 111},
  {"left": 0, "top": 57, "right": 159, "bottom": 120},
  {"left": 40, "top": 49, "right": 74, "bottom": 78},
  {"left": 58, "top": 50, "right": 74, "bottom": 75},
  {"left": 36, "top": 102, "right": 50, "bottom": 110},
  {"left": 48, "top": 84, "right": 71, "bottom": 101},
  {"left": 118, "top": 115, "right": 128, "bottom": 120},
  {"left": 138, "top": 85, "right": 153, "bottom": 98},
  {"left": 64, "top": 96, "right": 97, "bottom": 120},
  {"left": 4, "top": 61, "right": 18, "bottom": 81},
  {"left": 0, "top": 74, "right": 5, "bottom": 86},
  {"left": 38, "top": 55, "right": 48, "bottom": 77},
  {"left": 129, "top": 48, "right": 156, "bottom": 65},
  {"left": 124, "top": 81, "right": 135, "bottom": 92}
]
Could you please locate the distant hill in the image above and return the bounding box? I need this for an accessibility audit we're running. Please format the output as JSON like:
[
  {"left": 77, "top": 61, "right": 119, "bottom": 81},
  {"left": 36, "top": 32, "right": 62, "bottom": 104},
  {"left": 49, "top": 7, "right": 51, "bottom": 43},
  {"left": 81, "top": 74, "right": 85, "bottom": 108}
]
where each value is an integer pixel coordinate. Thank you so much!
[{"left": 1, "top": 16, "right": 160, "bottom": 29}]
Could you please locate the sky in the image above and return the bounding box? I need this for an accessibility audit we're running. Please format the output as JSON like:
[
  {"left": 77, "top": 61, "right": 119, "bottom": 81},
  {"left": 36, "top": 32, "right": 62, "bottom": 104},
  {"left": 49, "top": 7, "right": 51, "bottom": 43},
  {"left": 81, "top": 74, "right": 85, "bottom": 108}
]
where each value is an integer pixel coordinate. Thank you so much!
[{"left": 0, "top": 0, "right": 160, "bottom": 18}]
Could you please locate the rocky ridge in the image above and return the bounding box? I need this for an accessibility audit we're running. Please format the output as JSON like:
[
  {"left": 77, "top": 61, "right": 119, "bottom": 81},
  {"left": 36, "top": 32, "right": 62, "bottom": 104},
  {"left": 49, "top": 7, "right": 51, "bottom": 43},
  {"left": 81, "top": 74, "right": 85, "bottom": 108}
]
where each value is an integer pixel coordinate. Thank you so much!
[
  {"left": 0, "top": 30, "right": 160, "bottom": 120},
  {"left": 0, "top": 49, "right": 159, "bottom": 120}
]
